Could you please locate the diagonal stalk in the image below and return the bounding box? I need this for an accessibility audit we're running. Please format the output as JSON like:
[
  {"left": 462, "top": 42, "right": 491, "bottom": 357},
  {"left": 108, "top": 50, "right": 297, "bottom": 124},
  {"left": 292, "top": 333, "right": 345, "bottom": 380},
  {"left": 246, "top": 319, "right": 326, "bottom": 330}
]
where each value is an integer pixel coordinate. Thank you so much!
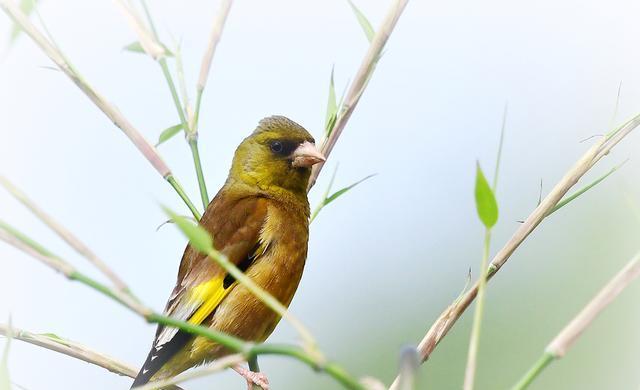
[
  {"left": 462, "top": 229, "right": 492, "bottom": 390},
  {"left": 0, "top": 222, "right": 364, "bottom": 389},
  {"left": 0, "top": 0, "right": 201, "bottom": 220}
]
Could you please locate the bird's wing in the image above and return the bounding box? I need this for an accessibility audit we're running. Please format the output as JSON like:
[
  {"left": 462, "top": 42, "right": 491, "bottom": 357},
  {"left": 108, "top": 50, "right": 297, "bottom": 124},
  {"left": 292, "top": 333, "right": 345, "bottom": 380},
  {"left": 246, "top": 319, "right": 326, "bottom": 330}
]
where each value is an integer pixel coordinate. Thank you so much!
[
  {"left": 132, "top": 194, "right": 269, "bottom": 387},
  {"left": 157, "top": 194, "right": 269, "bottom": 346}
]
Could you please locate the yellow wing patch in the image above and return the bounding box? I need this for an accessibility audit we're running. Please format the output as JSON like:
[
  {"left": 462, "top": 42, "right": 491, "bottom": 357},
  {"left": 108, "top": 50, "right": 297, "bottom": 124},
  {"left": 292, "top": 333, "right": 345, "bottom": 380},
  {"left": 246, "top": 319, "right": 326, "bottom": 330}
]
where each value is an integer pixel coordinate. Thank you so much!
[{"left": 188, "top": 277, "right": 233, "bottom": 325}]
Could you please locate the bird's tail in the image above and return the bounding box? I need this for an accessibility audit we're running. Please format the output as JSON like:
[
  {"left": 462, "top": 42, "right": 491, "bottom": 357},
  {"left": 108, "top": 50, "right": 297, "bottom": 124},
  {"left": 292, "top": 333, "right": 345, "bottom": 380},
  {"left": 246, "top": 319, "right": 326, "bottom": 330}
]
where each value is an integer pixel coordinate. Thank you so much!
[{"left": 130, "top": 330, "right": 191, "bottom": 389}]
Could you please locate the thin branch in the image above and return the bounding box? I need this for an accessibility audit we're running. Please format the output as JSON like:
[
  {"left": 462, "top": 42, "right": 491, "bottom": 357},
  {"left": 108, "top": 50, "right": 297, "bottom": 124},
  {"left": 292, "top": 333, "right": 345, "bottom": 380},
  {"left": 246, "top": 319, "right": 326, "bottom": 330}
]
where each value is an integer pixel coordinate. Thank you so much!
[
  {"left": 248, "top": 355, "right": 262, "bottom": 390},
  {"left": 307, "top": 0, "right": 409, "bottom": 191},
  {"left": 0, "top": 323, "right": 137, "bottom": 378},
  {"left": 462, "top": 229, "right": 492, "bottom": 390},
  {"left": 0, "top": 176, "right": 131, "bottom": 294},
  {"left": 0, "top": 221, "right": 365, "bottom": 389},
  {"left": 190, "top": 0, "right": 234, "bottom": 209},
  {"left": 204, "top": 245, "right": 320, "bottom": 356},
  {"left": 193, "top": 0, "right": 233, "bottom": 132},
  {"left": 492, "top": 102, "right": 508, "bottom": 191},
  {"left": 0, "top": 227, "right": 149, "bottom": 317},
  {"left": 0, "top": 0, "right": 201, "bottom": 220},
  {"left": 388, "top": 112, "right": 640, "bottom": 390},
  {"left": 512, "top": 251, "right": 640, "bottom": 390},
  {"left": 114, "top": 0, "right": 166, "bottom": 59},
  {"left": 546, "top": 252, "right": 640, "bottom": 358},
  {"left": 133, "top": 0, "right": 211, "bottom": 210}
]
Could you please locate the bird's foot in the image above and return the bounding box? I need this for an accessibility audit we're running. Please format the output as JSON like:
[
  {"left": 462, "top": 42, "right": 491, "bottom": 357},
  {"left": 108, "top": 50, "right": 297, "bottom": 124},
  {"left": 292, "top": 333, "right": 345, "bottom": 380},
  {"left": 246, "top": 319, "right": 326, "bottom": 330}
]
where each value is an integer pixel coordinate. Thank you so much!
[{"left": 233, "top": 364, "right": 270, "bottom": 390}]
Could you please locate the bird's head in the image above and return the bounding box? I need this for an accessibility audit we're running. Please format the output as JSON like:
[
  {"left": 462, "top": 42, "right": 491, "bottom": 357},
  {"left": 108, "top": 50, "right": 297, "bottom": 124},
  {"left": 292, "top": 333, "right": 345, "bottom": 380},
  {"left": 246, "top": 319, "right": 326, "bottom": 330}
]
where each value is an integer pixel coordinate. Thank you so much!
[{"left": 229, "top": 116, "right": 325, "bottom": 197}]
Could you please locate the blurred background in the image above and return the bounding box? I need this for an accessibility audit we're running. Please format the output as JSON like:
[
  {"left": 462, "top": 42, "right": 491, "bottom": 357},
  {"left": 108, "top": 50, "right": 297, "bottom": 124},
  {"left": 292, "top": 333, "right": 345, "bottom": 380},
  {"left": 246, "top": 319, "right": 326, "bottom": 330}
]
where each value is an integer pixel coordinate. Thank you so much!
[{"left": 1, "top": 0, "right": 640, "bottom": 389}]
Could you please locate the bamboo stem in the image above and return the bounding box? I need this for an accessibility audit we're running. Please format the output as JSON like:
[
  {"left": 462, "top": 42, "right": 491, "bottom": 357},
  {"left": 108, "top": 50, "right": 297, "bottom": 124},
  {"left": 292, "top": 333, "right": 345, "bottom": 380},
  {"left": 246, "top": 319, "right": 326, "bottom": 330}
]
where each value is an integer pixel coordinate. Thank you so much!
[
  {"left": 462, "top": 229, "right": 492, "bottom": 390},
  {"left": 511, "top": 353, "right": 554, "bottom": 390},
  {"left": 388, "top": 113, "right": 640, "bottom": 390},
  {"left": 0, "top": 176, "right": 132, "bottom": 295},
  {"left": 248, "top": 355, "right": 262, "bottom": 390},
  {"left": 0, "top": 221, "right": 363, "bottom": 389},
  {"left": 0, "top": 0, "right": 203, "bottom": 218},
  {"left": 0, "top": 323, "right": 137, "bottom": 378},
  {"left": 166, "top": 175, "right": 202, "bottom": 220},
  {"left": 307, "top": 0, "right": 409, "bottom": 191},
  {"left": 203, "top": 245, "right": 320, "bottom": 357},
  {"left": 135, "top": 0, "right": 211, "bottom": 210},
  {"left": 512, "top": 252, "right": 640, "bottom": 389},
  {"left": 193, "top": 0, "right": 233, "bottom": 132}
]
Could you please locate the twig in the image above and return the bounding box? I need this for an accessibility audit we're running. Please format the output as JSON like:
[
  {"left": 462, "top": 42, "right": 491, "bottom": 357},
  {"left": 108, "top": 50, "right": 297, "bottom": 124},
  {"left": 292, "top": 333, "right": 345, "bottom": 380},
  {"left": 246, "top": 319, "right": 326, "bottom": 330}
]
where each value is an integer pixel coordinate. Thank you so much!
[
  {"left": 133, "top": 354, "right": 245, "bottom": 390},
  {"left": 0, "top": 176, "right": 131, "bottom": 295},
  {"left": 190, "top": 0, "right": 234, "bottom": 209},
  {"left": 114, "top": 0, "right": 165, "bottom": 59},
  {"left": 0, "top": 323, "right": 137, "bottom": 378},
  {"left": 248, "top": 355, "right": 262, "bottom": 390},
  {"left": 492, "top": 102, "right": 508, "bottom": 191},
  {"left": 204, "top": 246, "right": 320, "bottom": 357},
  {"left": 0, "top": 0, "right": 201, "bottom": 220},
  {"left": 0, "top": 221, "right": 365, "bottom": 389},
  {"left": 462, "top": 107, "right": 507, "bottom": 390},
  {"left": 512, "top": 251, "right": 640, "bottom": 390},
  {"left": 193, "top": 0, "right": 233, "bottom": 132},
  {"left": 388, "top": 112, "right": 640, "bottom": 389},
  {"left": 0, "top": 227, "right": 149, "bottom": 317},
  {"left": 462, "top": 229, "right": 492, "bottom": 390},
  {"left": 132, "top": 0, "right": 211, "bottom": 210},
  {"left": 307, "top": 0, "right": 409, "bottom": 191}
]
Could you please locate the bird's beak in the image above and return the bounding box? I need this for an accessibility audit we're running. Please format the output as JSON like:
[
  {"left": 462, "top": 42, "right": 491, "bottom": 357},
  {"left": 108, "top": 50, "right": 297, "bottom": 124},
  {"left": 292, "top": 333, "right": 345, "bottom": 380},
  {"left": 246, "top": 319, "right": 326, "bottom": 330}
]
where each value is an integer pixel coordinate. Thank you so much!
[{"left": 291, "top": 141, "right": 326, "bottom": 168}]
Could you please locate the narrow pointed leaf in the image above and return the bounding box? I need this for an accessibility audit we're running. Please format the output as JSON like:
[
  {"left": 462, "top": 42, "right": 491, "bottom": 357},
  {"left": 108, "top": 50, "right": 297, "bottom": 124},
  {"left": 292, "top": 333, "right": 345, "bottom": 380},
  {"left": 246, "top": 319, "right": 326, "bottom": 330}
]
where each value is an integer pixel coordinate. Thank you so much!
[
  {"left": 156, "top": 124, "right": 183, "bottom": 146},
  {"left": 474, "top": 162, "right": 498, "bottom": 228},
  {"left": 8, "top": 0, "right": 39, "bottom": 46},
  {"left": 162, "top": 206, "right": 213, "bottom": 253},
  {"left": 347, "top": 0, "right": 375, "bottom": 42},
  {"left": 548, "top": 161, "right": 627, "bottom": 216},
  {"left": 324, "top": 174, "right": 376, "bottom": 206},
  {"left": 123, "top": 41, "right": 145, "bottom": 54},
  {"left": 123, "top": 41, "right": 174, "bottom": 56},
  {"left": 325, "top": 67, "right": 338, "bottom": 136},
  {"left": 39, "top": 333, "right": 64, "bottom": 342}
]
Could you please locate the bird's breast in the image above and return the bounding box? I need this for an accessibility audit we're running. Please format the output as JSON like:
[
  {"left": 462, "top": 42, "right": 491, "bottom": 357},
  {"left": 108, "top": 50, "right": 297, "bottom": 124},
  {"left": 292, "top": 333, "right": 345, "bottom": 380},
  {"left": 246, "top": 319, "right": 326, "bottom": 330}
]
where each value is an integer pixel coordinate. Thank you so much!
[{"left": 208, "top": 202, "right": 309, "bottom": 343}]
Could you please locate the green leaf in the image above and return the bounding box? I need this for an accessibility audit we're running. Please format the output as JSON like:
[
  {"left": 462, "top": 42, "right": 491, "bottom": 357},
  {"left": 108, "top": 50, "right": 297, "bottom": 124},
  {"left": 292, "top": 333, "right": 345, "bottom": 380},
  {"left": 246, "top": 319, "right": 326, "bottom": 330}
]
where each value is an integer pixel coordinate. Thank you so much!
[
  {"left": 0, "top": 220, "right": 54, "bottom": 258},
  {"left": 37, "top": 333, "right": 72, "bottom": 348},
  {"left": 474, "top": 162, "right": 498, "bottom": 228},
  {"left": 123, "top": 41, "right": 145, "bottom": 54},
  {"left": 123, "top": 41, "right": 174, "bottom": 57},
  {"left": 8, "top": 0, "right": 39, "bottom": 46},
  {"left": 347, "top": 0, "right": 375, "bottom": 42},
  {"left": 0, "top": 320, "right": 12, "bottom": 390},
  {"left": 39, "top": 333, "right": 63, "bottom": 341},
  {"left": 310, "top": 170, "right": 375, "bottom": 223},
  {"left": 547, "top": 160, "right": 627, "bottom": 217},
  {"left": 492, "top": 103, "right": 508, "bottom": 191},
  {"left": 324, "top": 173, "right": 376, "bottom": 206},
  {"left": 324, "top": 67, "right": 338, "bottom": 136},
  {"left": 162, "top": 206, "right": 213, "bottom": 254},
  {"left": 156, "top": 124, "right": 183, "bottom": 146}
]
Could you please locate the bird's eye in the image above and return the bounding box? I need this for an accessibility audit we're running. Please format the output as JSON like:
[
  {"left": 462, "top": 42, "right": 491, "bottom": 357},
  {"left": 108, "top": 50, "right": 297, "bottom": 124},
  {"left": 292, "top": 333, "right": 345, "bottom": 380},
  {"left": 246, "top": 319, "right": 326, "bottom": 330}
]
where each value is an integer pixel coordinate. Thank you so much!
[{"left": 270, "top": 141, "right": 283, "bottom": 153}]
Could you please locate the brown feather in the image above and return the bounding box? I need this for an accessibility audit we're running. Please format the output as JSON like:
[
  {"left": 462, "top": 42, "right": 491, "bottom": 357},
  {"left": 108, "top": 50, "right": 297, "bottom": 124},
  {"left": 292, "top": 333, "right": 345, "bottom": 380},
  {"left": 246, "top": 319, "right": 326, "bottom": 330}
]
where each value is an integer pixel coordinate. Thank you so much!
[{"left": 132, "top": 116, "right": 316, "bottom": 387}]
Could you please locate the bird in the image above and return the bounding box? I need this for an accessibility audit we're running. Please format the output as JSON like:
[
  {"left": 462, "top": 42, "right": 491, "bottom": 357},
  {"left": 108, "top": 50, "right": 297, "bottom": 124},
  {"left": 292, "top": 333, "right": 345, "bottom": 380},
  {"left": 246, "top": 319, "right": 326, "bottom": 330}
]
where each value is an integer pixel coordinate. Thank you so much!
[{"left": 131, "top": 116, "right": 326, "bottom": 389}]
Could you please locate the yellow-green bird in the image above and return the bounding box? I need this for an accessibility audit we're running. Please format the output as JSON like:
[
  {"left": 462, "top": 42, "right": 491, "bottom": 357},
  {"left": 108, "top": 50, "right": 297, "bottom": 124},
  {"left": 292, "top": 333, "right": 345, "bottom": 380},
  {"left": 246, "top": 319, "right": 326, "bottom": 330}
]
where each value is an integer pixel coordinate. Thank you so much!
[{"left": 131, "top": 116, "right": 325, "bottom": 389}]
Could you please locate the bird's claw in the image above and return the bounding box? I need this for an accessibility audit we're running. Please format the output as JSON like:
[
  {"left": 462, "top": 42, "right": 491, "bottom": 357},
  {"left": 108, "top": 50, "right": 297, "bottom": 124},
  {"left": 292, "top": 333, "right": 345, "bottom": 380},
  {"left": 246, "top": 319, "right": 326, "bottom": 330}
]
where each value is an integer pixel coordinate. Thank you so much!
[{"left": 233, "top": 364, "right": 270, "bottom": 390}]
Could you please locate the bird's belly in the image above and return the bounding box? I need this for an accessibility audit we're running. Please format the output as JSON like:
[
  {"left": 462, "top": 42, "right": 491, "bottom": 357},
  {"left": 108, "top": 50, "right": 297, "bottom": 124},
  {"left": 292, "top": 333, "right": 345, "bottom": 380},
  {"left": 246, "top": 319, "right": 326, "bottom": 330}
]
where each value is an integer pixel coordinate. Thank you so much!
[{"left": 191, "top": 251, "right": 306, "bottom": 359}]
